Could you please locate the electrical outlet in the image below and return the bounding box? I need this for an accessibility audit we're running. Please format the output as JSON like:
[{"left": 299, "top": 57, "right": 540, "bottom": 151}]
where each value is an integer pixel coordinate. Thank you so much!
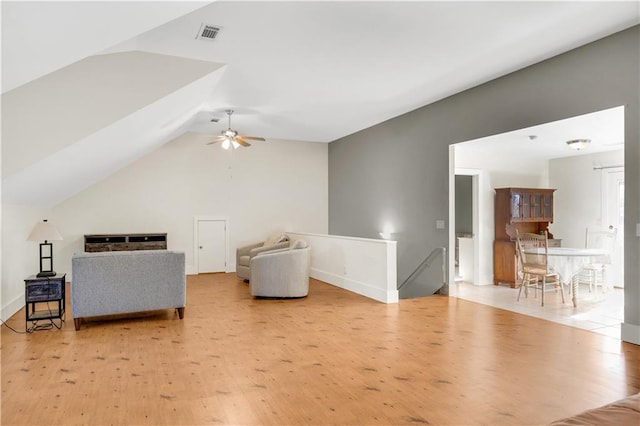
[
  {"left": 636, "top": 223, "right": 640, "bottom": 237},
  {"left": 436, "top": 220, "right": 445, "bottom": 229}
]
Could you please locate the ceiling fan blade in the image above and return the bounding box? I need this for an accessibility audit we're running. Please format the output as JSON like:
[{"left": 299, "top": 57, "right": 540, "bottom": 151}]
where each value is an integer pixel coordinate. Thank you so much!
[
  {"left": 236, "top": 138, "right": 251, "bottom": 147},
  {"left": 240, "top": 136, "right": 266, "bottom": 141},
  {"left": 206, "top": 140, "right": 222, "bottom": 145}
]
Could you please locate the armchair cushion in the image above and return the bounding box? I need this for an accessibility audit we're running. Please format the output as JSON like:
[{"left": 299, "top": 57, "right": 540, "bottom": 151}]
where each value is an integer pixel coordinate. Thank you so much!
[
  {"left": 249, "top": 241, "right": 289, "bottom": 257},
  {"left": 264, "top": 233, "right": 289, "bottom": 247},
  {"left": 238, "top": 255, "right": 251, "bottom": 268},
  {"left": 236, "top": 234, "right": 291, "bottom": 281},
  {"left": 290, "top": 239, "right": 308, "bottom": 249}
]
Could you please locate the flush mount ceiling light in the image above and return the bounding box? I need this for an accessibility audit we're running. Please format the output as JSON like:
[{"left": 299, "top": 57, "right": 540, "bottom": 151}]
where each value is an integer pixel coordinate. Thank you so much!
[
  {"left": 206, "top": 110, "right": 266, "bottom": 150},
  {"left": 566, "top": 139, "right": 591, "bottom": 151}
]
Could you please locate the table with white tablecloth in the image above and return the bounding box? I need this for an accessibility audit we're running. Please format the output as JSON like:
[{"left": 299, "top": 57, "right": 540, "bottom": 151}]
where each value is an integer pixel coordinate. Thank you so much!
[{"left": 523, "top": 247, "right": 608, "bottom": 307}]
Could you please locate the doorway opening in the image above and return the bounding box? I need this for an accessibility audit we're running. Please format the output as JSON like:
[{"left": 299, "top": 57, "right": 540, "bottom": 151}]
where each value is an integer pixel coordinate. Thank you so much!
[
  {"left": 449, "top": 105, "right": 625, "bottom": 339},
  {"left": 601, "top": 166, "right": 624, "bottom": 288}
]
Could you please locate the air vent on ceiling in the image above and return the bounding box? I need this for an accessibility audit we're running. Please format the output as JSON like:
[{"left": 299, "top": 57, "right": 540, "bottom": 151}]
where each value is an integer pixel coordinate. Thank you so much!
[{"left": 197, "top": 24, "right": 222, "bottom": 41}]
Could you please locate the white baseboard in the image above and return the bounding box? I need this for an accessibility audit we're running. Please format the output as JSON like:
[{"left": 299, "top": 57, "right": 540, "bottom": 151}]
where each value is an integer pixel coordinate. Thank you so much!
[
  {"left": 186, "top": 267, "right": 235, "bottom": 275},
  {"left": 621, "top": 322, "right": 640, "bottom": 345},
  {"left": 311, "top": 268, "right": 398, "bottom": 303},
  {"left": 1, "top": 293, "right": 25, "bottom": 322}
]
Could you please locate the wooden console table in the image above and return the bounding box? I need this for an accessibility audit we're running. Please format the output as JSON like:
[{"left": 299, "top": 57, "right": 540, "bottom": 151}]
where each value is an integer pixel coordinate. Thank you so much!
[{"left": 84, "top": 233, "right": 167, "bottom": 252}]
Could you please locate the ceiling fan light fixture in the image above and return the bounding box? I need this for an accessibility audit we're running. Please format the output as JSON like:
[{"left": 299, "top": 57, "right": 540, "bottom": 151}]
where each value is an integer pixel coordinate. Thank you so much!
[
  {"left": 207, "top": 109, "right": 266, "bottom": 149},
  {"left": 223, "top": 129, "right": 237, "bottom": 138},
  {"left": 566, "top": 138, "right": 591, "bottom": 150}
]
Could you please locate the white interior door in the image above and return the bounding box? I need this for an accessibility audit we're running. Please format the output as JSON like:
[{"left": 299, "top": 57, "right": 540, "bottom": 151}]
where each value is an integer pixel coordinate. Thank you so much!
[
  {"left": 197, "top": 219, "right": 226, "bottom": 273},
  {"left": 603, "top": 168, "right": 624, "bottom": 287}
]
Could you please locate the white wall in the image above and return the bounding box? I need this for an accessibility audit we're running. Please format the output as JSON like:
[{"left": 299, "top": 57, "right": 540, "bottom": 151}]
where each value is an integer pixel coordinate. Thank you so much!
[
  {"left": 1, "top": 132, "right": 328, "bottom": 319},
  {"left": 454, "top": 148, "right": 547, "bottom": 285},
  {"left": 45, "top": 133, "right": 328, "bottom": 279},
  {"left": 1, "top": 204, "right": 46, "bottom": 320},
  {"left": 549, "top": 149, "right": 624, "bottom": 246},
  {"left": 455, "top": 147, "right": 548, "bottom": 188}
]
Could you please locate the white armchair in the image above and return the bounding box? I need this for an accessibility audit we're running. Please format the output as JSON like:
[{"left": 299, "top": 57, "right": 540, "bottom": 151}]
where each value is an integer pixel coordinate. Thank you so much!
[
  {"left": 249, "top": 240, "right": 310, "bottom": 298},
  {"left": 236, "top": 233, "right": 290, "bottom": 281}
]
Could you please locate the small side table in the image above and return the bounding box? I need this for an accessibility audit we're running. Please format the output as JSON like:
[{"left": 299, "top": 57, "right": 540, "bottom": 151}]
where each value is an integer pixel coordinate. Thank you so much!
[{"left": 24, "top": 273, "right": 66, "bottom": 332}]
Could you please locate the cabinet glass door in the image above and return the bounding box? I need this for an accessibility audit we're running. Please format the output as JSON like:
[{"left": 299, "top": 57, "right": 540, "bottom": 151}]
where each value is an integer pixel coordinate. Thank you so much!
[
  {"left": 522, "top": 193, "right": 531, "bottom": 219},
  {"left": 511, "top": 193, "right": 521, "bottom": 219},
  {"left": 544, "top": 194, "right": 552, "bottom": 218},
  {"left": 533, "top": 194, "right": 542, "bottom": 218}
]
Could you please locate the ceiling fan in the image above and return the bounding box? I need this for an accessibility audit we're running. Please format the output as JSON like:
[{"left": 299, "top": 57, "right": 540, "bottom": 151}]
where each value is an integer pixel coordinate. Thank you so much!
[{"left": 207, "top": 109, "right": 265, "bottom": 149}]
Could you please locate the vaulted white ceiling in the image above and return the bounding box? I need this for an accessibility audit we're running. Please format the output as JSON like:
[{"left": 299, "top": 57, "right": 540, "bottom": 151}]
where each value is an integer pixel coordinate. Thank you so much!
[{"left": 2, "top": 1, "right": 639, "bottom": 207}]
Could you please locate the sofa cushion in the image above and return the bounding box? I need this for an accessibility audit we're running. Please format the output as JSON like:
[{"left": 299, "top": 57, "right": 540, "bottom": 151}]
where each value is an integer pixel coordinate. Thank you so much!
[
  {"left": 549, "top": 393, "right": 640, "bottom": 425},
  {"left": 238, "top": 255, "right": 251, "bottom": 267}
]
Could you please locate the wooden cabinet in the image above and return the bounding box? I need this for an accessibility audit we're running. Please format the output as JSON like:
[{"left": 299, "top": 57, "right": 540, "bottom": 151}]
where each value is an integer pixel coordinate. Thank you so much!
[
  {"left": 84, "top": 233, "right": 167, "bottom": 252},
  {"left": 494, "top": 188, "right": 557, "bottom": 287},
  {"left": 493, "top": 240, "right": 517, "bottom": 287},
  {"left": 507, "top": 188, "right": 554, "bottom": 223}
]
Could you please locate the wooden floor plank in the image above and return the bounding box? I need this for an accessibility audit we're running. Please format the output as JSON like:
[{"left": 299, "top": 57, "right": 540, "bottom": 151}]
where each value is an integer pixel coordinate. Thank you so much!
[{"left": 2, "top": 273, "right": 638, "bottom": 425}]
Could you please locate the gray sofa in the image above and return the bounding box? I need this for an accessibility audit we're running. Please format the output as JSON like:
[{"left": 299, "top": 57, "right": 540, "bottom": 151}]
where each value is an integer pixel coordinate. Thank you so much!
[
  {"left": 550, "top": 393, "right": 639, "bottom": 425},
  {"left": 236, "top": 233, "right": 290, "bottom": 281},
  {"left": 71, "top": 250, "right": 186, "bottom": 330},
  {"left": 250, "top": 240, "right": 310, "bottom": 298}
]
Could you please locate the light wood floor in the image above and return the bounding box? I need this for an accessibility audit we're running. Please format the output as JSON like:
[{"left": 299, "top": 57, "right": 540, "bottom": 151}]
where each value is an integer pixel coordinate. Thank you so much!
[{"left": 2, "top": 274, "right": 639, "bottom": 425}]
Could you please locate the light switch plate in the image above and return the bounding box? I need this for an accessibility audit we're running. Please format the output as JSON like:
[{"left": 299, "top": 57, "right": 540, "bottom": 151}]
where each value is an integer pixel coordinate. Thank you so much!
[
  {"left": 436, "top": 220, "right": 445, "bottom": 229},
  {"left": 636, "top": 223, "right": 640, "bottom": 237}
]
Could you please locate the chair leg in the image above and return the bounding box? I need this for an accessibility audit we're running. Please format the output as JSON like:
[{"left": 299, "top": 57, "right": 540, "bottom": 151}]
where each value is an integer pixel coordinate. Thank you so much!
[
  {"left": 517, "top": 282, "right": 523, "bottom": 302},
  {"left": 541, "top": 276, "right": 545, "bottom": 307},
  {"left": 559, "top": 278, "right": 565, "bottom": 304},
  {"left": 518, "top": 274, "right": 533, "bottom": 302}
]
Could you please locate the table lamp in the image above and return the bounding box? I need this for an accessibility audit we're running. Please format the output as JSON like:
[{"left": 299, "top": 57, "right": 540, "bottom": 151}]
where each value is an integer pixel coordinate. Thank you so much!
[{"left": 27, "top": 219, "right": 63, "bottom": 277}]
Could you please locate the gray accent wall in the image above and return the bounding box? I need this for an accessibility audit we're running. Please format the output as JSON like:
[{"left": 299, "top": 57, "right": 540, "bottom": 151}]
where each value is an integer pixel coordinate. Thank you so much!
[{"left": 329, "top": 26, "right": 639, "bottom": 339}]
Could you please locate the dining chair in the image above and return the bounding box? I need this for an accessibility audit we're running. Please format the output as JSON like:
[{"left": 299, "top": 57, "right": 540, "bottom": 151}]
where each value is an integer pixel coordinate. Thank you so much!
[
  {"left": 515, "top": 230, "right": 565, "bottom": 306},
  {"left": 579, "top": 227, "right": 616, "bottom": 296}
]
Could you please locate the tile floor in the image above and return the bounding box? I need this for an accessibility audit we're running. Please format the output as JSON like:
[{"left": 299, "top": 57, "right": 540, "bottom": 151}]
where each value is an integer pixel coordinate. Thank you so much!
[{"left": 452, "top": 280, "right": 624, "bottom": 340}]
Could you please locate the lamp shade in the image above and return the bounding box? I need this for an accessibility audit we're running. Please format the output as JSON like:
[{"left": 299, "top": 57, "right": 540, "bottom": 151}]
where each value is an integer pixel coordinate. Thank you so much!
[{"left": 27, "top": 220, "right": 63, "bottom": 242}]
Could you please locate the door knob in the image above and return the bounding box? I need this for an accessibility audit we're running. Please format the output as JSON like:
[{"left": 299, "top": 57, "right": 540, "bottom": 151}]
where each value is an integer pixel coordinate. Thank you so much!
[{"left": 199, "top": 246, "right": 203, "bottom": 249}]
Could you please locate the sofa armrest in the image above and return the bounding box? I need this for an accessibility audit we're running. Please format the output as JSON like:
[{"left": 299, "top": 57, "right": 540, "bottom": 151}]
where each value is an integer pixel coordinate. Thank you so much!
[
  {"left": 237, "top": 242, "right": 264, "bottom": 257},
  {"left": 249, "top": 241, "right": 289, "bottom": 257}
]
